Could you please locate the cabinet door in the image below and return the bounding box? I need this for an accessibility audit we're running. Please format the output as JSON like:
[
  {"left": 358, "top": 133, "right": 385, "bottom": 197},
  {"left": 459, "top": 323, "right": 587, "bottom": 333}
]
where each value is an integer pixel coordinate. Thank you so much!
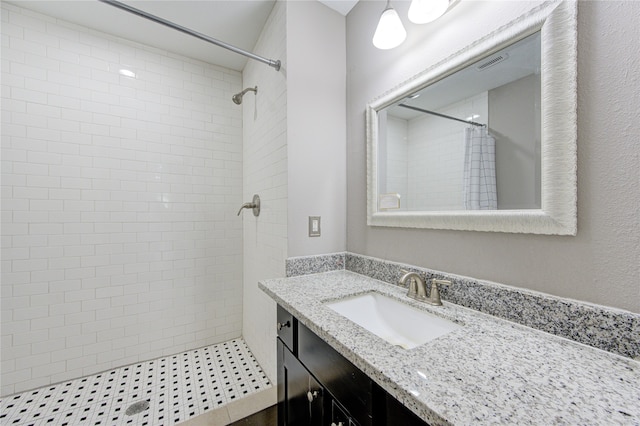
[
  {"left": 277, "top": 338, "right": 324, "bottom": 425},
  {"left": 379, "top": 393, "right": 429, "bottom": 426},
  {"left": 298, "top": 322, "right": 372, "bottom": 426},
  {"left": 331, "top": 399, "right": 360, "bottom": 426}
]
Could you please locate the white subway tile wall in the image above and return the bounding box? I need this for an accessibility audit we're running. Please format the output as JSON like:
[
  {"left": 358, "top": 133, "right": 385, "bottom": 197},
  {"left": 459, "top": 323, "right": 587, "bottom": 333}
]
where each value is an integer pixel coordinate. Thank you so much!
[
  {"left": 383, "top": 94, "right": 488, "bottom": 212},
  {"left": 1, "top": 3, "right": 244, "bottom": 396},
  {"left": 407, "top": 93, "right": 488, "bottom": 210},
  {"left": 241, "top": 1, "right": 287, "bottom": 383},
  {"left": 385, "top": 116, "right": 409, "bottom": 208}
]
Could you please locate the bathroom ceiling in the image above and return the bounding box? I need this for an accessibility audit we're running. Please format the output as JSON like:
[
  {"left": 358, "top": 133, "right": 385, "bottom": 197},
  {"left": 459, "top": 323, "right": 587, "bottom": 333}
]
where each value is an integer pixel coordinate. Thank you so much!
[
  {"left": 8, "top": 0, "right": 358, "bottom": 71},
  {"left": 318, "top": 0, "right": 359, "bottom": 16}
]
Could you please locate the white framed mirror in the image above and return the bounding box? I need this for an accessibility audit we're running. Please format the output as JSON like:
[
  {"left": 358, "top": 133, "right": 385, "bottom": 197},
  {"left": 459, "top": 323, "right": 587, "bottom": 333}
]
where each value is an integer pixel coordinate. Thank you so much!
[{"left": 366, "top": 1, "right": 577, "bottom": 235}]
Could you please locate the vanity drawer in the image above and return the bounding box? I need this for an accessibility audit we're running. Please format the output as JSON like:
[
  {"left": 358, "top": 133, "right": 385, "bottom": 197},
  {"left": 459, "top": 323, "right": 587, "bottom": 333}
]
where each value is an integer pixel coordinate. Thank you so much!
[
  {"left": 277, "top": 305, "right": 296, "bottom": 353},
  {"left": 298, "top": 322, "right": 373, "bottom": 426}
]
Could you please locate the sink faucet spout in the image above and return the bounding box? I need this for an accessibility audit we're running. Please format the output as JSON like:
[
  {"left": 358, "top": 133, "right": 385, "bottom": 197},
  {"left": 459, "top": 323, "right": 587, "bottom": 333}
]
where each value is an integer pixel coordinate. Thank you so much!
[
  {"left": 399, "top": 271, "right": 427, "bottom": 300},
  {"left": 398, "top": 270, "right": 452, "bottom": 306}
]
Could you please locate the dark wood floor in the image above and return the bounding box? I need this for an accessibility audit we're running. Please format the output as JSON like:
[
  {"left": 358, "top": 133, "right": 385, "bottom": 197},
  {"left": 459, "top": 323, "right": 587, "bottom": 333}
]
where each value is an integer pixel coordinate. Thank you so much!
[{"left": 228, "top": 405, "right": 277, "bottom": 426}]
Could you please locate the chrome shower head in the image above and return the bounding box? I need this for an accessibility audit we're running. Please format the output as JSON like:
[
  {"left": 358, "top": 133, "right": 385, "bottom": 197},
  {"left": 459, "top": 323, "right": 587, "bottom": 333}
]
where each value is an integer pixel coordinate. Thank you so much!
[{"left": 232, "top": 86, "right": 257, "bottom": 105}]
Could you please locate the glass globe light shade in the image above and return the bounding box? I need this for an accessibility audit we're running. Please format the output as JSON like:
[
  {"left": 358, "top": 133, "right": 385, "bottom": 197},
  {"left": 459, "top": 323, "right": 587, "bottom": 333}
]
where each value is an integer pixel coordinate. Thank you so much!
[
  {"left": 408, "top": 0, "right": 450, "bottom": 24},
  {"left": 373, "top": 6, "right": 407, "bottom": 50}
]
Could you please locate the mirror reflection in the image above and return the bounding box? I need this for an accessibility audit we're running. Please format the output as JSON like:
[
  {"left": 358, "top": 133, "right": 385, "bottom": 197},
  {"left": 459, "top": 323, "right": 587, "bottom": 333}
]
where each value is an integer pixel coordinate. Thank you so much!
[{"left": 378, "top": 31, "right": 541, "bottom": 212}]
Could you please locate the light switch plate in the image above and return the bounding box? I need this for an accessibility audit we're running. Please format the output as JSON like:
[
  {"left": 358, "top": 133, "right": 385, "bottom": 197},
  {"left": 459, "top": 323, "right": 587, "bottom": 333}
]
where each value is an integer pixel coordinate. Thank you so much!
[{"left": 308, "top": 216, "right": 321, "bottom": 237}]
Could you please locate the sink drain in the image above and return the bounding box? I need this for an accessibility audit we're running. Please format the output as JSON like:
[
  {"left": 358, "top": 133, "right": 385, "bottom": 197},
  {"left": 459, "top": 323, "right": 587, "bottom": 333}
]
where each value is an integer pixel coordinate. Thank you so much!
[{"left": 125, "top": 400, "right": 150, "bottom": 416}]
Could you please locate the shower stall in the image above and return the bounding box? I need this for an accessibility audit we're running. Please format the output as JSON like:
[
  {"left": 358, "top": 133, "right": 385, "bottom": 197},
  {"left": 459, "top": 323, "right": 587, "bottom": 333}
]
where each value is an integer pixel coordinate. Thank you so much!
[{"left": 1, "top": 0, "right": 287, "bottom": 423}]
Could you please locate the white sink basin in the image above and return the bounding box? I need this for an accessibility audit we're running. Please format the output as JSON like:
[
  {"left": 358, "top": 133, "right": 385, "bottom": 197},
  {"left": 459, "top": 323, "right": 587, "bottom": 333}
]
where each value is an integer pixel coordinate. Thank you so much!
[{"left": 325, "top": 292, "right": 461, "bottom": 349}]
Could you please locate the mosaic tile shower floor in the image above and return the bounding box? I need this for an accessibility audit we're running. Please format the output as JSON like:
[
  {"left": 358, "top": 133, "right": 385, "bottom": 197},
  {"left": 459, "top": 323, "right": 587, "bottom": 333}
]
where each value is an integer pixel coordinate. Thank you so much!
[{"left": 0, "top": 338, "right": 271, "bottom": 425}]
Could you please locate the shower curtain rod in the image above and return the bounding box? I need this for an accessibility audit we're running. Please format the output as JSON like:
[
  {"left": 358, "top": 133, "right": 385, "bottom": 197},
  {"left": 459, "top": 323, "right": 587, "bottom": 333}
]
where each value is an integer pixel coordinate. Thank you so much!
[
  {"left": 398, "top": 103, "right": 486, "bottom": 127},
  {"left": 98, "top": 0, "right": 281, "bottom": 71}
]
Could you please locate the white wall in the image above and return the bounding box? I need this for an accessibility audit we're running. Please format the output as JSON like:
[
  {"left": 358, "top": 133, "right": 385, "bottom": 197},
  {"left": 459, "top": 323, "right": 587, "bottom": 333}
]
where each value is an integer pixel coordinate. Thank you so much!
[
  {"left": 241, "top": 0, "right": 287, "bottom": 383},
  {"left": 1, "top": 4, "right": 244, "bottom": 396},
  {"left": 286, "top": 1, "right": 346, "bottom": 257},
  {"left": 490, "top": 74, "right": 541, "bottom": 209},
  {"left": 346, "top": 1, "right": 640, "bottom": 313}
]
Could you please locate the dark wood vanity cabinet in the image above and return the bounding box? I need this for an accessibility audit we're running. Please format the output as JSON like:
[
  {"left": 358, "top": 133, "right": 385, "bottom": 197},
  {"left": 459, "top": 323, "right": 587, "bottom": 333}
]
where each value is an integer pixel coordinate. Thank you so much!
[
  {"left": 276, "top": 305, "right": 427, "bottom": 426},
  {"left": 277, "top": 339, "right": 325, "bottom": 425}
]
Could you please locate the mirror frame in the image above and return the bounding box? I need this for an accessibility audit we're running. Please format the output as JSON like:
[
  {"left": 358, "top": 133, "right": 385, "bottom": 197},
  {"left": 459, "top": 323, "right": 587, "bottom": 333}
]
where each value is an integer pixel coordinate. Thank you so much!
[{"left": 366, "top": 1, "right": 577, "bottom": 235}]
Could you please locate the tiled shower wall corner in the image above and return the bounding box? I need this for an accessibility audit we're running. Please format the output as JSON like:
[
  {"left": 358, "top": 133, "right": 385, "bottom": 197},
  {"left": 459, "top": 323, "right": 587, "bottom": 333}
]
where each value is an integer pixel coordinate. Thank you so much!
[
  {"left": 1, "top": 3, "right": 244, "bottom": 396},
  {"left": 241, "top": 0, "right": 287, "bottom": 384}
]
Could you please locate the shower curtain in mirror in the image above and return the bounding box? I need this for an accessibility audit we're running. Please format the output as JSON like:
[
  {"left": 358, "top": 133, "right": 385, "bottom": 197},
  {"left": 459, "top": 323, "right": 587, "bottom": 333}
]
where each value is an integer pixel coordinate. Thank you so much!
[{"left": 463, "top": 126, "right": 497, "bottom": 210}]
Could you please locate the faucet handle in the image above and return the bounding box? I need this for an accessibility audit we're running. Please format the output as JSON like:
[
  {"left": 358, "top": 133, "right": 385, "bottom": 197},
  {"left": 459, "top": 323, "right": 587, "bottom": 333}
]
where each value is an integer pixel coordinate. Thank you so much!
[{"left": 427, "top": 278, "right": 451, "bottom": 306}]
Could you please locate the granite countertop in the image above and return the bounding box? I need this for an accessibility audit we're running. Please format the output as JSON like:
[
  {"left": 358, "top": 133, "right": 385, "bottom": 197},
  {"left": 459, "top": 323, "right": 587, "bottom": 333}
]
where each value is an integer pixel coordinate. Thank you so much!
[{"left": 259, "top": 270, "right": 640, "bottom": 426}]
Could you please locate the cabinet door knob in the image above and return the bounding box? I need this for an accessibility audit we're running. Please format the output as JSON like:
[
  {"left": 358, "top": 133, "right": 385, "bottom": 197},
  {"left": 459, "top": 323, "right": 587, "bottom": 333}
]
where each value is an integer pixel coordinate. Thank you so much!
[
  {"left": 306, "top": 390, "right": 319, "bottom": 402},
  {"left": 277, "top": 320, "right": 290, "bottom": 331}
]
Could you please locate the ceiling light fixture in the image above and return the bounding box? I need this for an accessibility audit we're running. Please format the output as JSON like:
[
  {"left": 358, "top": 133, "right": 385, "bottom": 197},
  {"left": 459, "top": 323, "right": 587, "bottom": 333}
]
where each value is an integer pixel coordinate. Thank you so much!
[
  {"left": 408, "top": 0, "right": 450, "bottom": 24},
  {"left": 372, "top": 0, "right": 407, "bottom": 50}
]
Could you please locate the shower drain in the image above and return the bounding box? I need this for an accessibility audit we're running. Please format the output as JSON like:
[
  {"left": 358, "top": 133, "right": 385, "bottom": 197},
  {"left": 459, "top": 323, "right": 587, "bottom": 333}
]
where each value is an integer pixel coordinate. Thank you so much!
[{"left": 125, "top": 400, "right": 150, "bottom": 416}]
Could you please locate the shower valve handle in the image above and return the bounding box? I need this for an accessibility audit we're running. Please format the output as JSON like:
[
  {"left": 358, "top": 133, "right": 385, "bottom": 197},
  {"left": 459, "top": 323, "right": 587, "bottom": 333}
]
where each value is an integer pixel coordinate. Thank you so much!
[
  {"left": 236, "top": 202, "right": 255, "bottom": 215},
  {"left": 237, "top": 194, "right": 260, "bottom": 217}
]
